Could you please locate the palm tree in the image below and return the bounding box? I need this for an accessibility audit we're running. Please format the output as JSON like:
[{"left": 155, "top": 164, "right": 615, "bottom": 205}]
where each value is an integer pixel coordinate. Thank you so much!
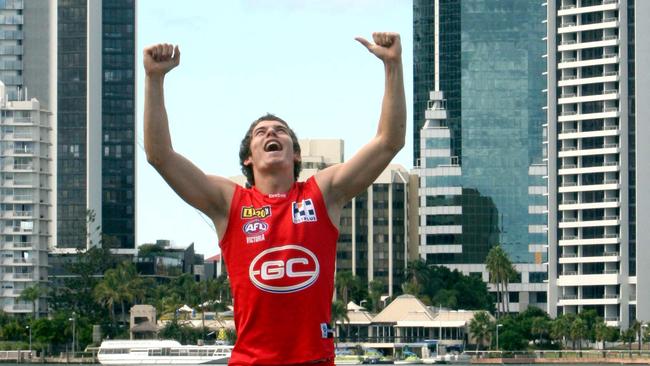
[
  {"left": 331, "top": 300, "right": 349, "bottom": 345},
  {"left": 335, "top": 271, "right": 354, "bottom": 305},
  {"left": 94, "top": 269, "right": 121, "bottom": 325},
  {"left": 468, "top": 311, "right": 493, "bottom": 351},
  {"left": 621, "top": 328, "right": 636, "bottom": 357},
  {"left": 18, "top": 285, "right": 41, "bottom": 319},
  {"left": 405, "top": 259, "right": 430, "bottom": 296},
  {"left": 570, "top": 317, "right": 588, "bottom": 356},
  {"left": 531, "top": 316, "right": 549, "bottom": 345},
  {"left": 595, "top": 321, "right": 610, "bottom": 357},
  {"left": 485, "top": 245, "right": 516, "bottom": 317},
  {"left": 630, "top": 319, "right": 643, "bottom": 351},
  {"left": 368, "top": 279, "right": 385, "bottom": 312},
  {"left": 550, "top": 313, "right": 574, "bottom": 351}
]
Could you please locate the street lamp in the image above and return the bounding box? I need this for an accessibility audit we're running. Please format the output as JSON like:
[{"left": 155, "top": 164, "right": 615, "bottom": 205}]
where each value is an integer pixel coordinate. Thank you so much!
[
  {"left": 68, "top": 312, "right": 76, "bottom": 358},
  {"left": 25, "top": 325, "right": 31, "bottom": 356},
  {"left": 642, "top": 324, "right": 648, "bottom": 353},
  {"left": 496, "top": 324, "right": 503, "bottom": 352}
]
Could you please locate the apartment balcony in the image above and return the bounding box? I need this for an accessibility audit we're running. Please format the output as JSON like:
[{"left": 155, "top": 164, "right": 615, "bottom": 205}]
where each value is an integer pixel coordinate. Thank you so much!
[
  {"left": 558, "top": 109, "right": 619, "bottom": 123},
  {"left": 558, "top": 38, "right": 618, "bottom": 52},
  {"left": 558, "top": 235, "right": 619, "bottom": 246},
  {"left": 1, "top": 210, "right": 34, "bottom": 219},
  {"left": 557, "top": 125, "right": 619, "bottom": 139},
  {"left": 559, "top": 199, "right": 619, "bottom": 211},
  {"left": 558, "top": 253, "right": 620, "bottom": 264},
  {"left": 557, "top": 2, "right": 618, "bottom": 17},
  {"left": 558, "top": 144, "right": 619, "bottom": 157},
  {"left": 10, "top": 273, "right": 34, "bottom": 281},
  {"left": 559, "top": 181, "right": 619, "bottom": 193},
  {"left": 557, "top": 20, "right": 618, "bottom": 35},
  {"left": 558, "top": 73, "right": 618, "bottom": 87},
  {"left": 558, "top": 90, "right": 619, "bottom": 105},
  {"left": 557, "top": 273, "right": 619, "bottom": 286},
  {"left": 557, "top": 296, "right": 619, "bottom": 306},
  {"left": 558, "top": 216, "right": 620, "bottom": 228},
  {"left": 558, "top": 163, "right": 619, "bottom": 176},
  {"left": 557, "top": 53, "right": 619, "bottom": 70},
  {"left": 3, "top": 242, "right": 33, "bottom": 250}
]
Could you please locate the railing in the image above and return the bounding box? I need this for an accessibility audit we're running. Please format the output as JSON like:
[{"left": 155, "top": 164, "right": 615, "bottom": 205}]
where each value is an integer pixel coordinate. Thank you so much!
[
  {"left": 603, "top": 251, "right": 619, "bottom": 256},
  {"left": 563, "top": 271, "right": 578, "bottom": 275},
  {"left": 604, "top": 70, "right": 618, "bottom": 76},
  {"left": 562, "top": 253, "right": 577, "bottom": 257},
  {"left": 603, "top": 269, "right": 618, "bottom": 274},
  {"left": 562, "top": 181, "right": 577, "bottom": 186},
  {"left": 560, "top": 58, "right": 576, "bottom": 63},
  {"left": 561, "top": 164, "right": 577, "bottom": 169},
  {"left": 604, "top": 293, "right": 618, "bottom": 299},
  {"left": 560, "top": 294, "right": 577, "bottom": 300},
  {"left": 560, "top": 22, "right": 576, "bottom": 27},
  {"left": 604, "top": 316, "right": 619, "bottom": 322}
]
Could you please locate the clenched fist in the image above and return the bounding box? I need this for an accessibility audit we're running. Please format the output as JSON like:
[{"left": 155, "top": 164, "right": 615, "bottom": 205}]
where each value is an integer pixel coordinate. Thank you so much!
[
  {"left": 143, "top": 43, "right": 180, "bottom": 77},
  {"left": 355, "top": 32, "right": 402, "bottom": 64}
]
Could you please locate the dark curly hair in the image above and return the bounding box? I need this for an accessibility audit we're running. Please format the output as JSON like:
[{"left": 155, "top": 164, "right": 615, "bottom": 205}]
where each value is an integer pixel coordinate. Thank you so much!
[{"left": 239, "top": 114, "right": 302, "bottom": 186}]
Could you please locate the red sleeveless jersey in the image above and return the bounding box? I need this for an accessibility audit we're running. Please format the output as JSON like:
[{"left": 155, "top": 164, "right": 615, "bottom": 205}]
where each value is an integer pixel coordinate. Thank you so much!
[{"left": 219, "top": 177, "right": 339, "bottom": 365}]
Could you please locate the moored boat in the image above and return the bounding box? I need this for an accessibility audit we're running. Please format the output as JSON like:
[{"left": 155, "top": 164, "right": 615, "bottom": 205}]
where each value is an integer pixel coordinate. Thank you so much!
[{"left": 97, "top": 339, "right": 232, "bottom": 365}]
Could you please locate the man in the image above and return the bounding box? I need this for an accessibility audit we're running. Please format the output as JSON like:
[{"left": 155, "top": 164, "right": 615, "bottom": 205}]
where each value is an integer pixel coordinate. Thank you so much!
[{"left": 144, "top": 32, "right": 405, "bottom": 365}]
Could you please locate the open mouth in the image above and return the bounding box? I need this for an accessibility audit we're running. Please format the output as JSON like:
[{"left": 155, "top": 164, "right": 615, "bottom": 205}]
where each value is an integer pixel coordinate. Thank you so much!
[{"left": 264, "top": 140, "right": 282, "bottom": 152}]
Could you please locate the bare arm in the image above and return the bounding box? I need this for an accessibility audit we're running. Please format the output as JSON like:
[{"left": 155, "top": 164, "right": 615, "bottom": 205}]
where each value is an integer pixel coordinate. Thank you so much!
[
  {"left": 315, "top": 33, "right": 406, "bottom": 214},
  {"left": 143, "top": 44, "right": 234, "bottom": 233}
]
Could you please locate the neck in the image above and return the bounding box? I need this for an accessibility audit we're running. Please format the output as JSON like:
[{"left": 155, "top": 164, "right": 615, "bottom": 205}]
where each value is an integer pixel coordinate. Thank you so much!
[{"left": 253, "top": 172, "right": 294, "bottom": 195}]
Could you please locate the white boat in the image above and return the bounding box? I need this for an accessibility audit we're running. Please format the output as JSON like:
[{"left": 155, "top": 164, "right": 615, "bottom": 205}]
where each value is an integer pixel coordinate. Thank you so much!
[{"left": 97, "top": 340, "right": 232, "bottom": 365}]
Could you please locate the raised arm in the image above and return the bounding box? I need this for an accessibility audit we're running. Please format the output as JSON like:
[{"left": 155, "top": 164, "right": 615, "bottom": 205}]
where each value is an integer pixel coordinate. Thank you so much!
[
  {"left": 143, "top": 44, "right": 234, "bottom": 233},
  {"left": 315, "top": 32, "right": 406, "bottom": 214}
]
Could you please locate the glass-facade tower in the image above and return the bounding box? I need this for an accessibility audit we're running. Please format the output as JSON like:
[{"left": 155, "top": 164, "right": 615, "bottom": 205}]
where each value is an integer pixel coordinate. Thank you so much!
[
  {"left": 57, "top": 0, "right": 135, "bottom": 250},
  {"left": 414, "top": 0, "right": 548, "bottom": 312}
]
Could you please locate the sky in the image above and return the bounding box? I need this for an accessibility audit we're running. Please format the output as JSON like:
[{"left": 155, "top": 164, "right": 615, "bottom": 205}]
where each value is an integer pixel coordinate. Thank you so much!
[{"left": 136, "top": 1, "right": 414, "bottom": 257}]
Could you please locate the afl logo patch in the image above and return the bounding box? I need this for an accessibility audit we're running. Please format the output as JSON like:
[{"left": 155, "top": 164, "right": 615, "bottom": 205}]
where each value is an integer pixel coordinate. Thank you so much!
[
  {"left": 242, "top": 220, "right": 268, "bottom": 236},
  {"left": 249, "top": 245, "right": 320, "bottom": 294}
]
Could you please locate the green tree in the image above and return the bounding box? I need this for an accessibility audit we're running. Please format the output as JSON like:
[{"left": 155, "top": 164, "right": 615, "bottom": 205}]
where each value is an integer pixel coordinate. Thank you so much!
[
  {"left": 18, "top": 285, "right": 41, "bottom": 319},
  {"left": 594, "top": 321, "right": 618, "bottom": 356},
  {"left": 468, "top": 311, "right": 493, "bottom": 351},
  {"left": 630, "top": 319, "right": 643, "bottom": 351},
  {"left": 485, "top": 245, "right": 516, "bottom": 317},
  {"left": 621, "top": 327, "right": 636, "bottom": 356},
  {"left": 368, "top": 279, "right": 386, "bottom": 312},
  {"left": 531, "top": 316, "right": 549, "bottom": 345},
  {"left": 570, "top": 317, "right": 588, "bottom": 355},
  {"left": 550, "top": 313, "right": 575, "bottom": 350},
  {"left": 331, "top": 300, "right": 349, "bottom": 344},
  {"left": 335, "top": 271, "right": 355, "bottom": 305}
]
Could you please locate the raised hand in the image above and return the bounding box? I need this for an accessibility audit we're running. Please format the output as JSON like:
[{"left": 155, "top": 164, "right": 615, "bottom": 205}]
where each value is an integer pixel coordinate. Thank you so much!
[
  {"left": 355, "top": 32, "right": 402, "bottom": 64},
  {"left": 143, "top": 43, "right": 180, "bottom": 77}
]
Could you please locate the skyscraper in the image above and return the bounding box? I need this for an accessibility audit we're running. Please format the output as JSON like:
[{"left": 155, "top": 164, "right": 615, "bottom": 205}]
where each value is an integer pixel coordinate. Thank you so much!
[
  {"left": 547, "top": 0, "right": 649, "bottom": 328},
  {"left": 56, "top": 0, "right": 136, "bottom": 251},
  {"left": 414, "top": 0, "right": 548, "bottom": 312}
]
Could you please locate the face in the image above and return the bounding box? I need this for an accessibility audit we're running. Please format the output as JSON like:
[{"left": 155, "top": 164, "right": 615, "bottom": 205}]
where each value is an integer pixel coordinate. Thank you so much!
[{"left": 244, "top": 120, "right": 300, "bottom": 174}]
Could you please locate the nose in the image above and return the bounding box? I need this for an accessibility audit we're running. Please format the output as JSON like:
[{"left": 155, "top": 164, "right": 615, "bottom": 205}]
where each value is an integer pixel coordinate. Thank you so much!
[{"left": 265, "top": 127, "right": 279, "bottom": 137}]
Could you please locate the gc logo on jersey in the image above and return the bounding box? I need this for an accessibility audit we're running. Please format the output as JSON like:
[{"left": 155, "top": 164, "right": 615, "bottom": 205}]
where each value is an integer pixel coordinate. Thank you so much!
[
  {"left": 243, "top": 219, "right": 268, "bottom": 244},
  {"left": 249, "top": 245, "right": 320, "bottom": 293},
  {"left": 292, "top": 199, "right": 317, "bottom": 223},
  {"left": 241, "top": 205, "right": 271, "bottom": 219}
]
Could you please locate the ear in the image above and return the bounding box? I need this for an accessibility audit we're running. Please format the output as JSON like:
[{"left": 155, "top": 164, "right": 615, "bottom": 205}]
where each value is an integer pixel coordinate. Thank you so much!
[
  {"left": 294, "top": 152, "right": 301, "bottom": 164},
  {"left": 244, "top": 156, "right": 252, "bottom": 167}
]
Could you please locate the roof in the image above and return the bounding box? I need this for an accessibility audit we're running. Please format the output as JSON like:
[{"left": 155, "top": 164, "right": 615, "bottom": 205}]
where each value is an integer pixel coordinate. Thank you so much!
[
  {"left": 205, "top": 253, "right": 221, "bottom": 262},
  {"left": 372, "top": 294, "right": 436, "bottom": 323},
  {"left": 347, "top": 310, "right": 374, "bottom": 325},
  {"left": 396, "top": 310, "right": 483, "bottom": 328}
]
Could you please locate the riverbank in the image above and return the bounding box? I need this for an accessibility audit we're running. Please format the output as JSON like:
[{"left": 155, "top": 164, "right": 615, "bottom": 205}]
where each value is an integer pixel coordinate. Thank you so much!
[{"left": 473, "top": 357, "right": 650, "bottom": 364}]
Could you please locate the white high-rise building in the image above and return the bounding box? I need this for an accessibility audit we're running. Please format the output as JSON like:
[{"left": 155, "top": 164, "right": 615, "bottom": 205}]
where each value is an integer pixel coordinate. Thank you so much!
[
  {"left": 0, "top": 83, "right": 51, "bottom": 316},
  {"left": 546, "top": 0, "right": 650, "bottom": 328}
]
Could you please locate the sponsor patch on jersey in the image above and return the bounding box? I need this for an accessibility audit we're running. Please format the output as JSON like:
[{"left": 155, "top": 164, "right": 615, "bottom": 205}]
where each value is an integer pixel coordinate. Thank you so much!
[
  {"left": 248, "top": 245, "right": 320, "bottom": 294},
  {"left": 291, "top": 198, "right": 317, "bottom": 223},
  {"left": 241, "top": 205, "right": 271, "bottom": 219},
  {"left": 243, "top": 219, "right": 268, "bottom": 244}
]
